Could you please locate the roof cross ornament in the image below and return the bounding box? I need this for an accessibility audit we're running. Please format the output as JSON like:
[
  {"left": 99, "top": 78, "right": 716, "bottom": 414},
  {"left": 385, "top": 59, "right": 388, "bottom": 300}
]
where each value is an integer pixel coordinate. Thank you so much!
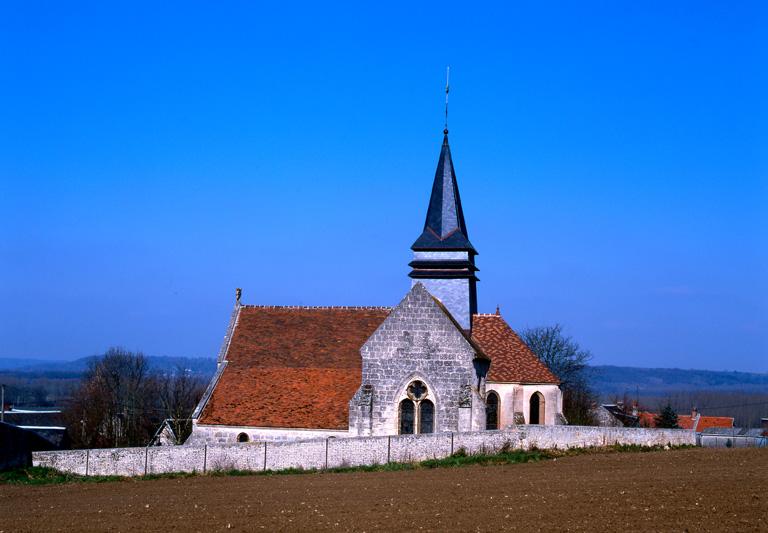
[{"left": 444, "top": 66, "right": 450, "bottom": 135}]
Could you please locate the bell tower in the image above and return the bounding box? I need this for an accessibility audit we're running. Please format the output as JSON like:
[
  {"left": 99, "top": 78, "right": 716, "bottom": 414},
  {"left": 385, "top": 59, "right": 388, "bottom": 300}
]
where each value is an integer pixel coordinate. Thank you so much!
[{"left": 409, "top": 129, "right": 478, "bottom": 331}]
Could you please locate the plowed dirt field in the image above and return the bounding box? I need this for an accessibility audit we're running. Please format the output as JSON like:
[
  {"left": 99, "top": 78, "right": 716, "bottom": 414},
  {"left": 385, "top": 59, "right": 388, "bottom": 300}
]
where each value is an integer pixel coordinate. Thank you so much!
[{"left": 1, "top": 448, "right": 766, "bottom": 532}]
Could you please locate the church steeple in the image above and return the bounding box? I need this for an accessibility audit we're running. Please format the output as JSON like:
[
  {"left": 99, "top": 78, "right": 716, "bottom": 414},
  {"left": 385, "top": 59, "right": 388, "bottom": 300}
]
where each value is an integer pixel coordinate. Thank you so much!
[
  {"left": 409, "top": 128, "right": 479, "bottom": 331},
  {"left": 411, "top": 132, "right": 476, "bottom": 253}
]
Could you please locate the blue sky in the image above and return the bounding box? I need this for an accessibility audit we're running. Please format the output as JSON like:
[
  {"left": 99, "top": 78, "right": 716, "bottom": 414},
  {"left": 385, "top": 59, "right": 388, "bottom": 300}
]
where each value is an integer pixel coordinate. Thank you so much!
[{"left": 1, "top": 2, "right": 766, "bottom": 371}]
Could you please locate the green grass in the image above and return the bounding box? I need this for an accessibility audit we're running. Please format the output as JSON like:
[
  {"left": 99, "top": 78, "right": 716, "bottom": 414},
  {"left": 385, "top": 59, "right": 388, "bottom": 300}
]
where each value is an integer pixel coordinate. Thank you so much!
[
  {"left": 0, "top": 466, "right": 123, "bottom": 485},
  {"left": 0, "top": 443, "right": 692, "bottom": 486}
]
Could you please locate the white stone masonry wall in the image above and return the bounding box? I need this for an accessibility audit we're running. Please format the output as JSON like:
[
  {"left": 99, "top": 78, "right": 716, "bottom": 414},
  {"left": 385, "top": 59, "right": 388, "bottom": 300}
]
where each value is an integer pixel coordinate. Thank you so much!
[{"left": 32, "top": 425, "right": 696, "bottom": 477}]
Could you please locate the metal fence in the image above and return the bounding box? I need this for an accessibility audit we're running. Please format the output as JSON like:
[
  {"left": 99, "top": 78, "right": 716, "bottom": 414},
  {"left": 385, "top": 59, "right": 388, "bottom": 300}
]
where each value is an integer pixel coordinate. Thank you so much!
[{"left": 697, "top": 433, "right": 768, "bottom": 448}]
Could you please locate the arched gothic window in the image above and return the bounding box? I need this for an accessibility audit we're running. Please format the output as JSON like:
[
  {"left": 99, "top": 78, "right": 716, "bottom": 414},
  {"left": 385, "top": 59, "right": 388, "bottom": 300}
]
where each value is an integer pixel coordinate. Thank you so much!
[
  {"left": 399, "top": 380, "right": 435, "bottom": 434},
  {"left": 419, "top": 400, "right": 434, "bottom": 434},
  {"left": 399, "top": 399, "right": 415, "bottom": 434},
  {"left": 486, "top": 391, "right": 499, "bottom": 430}
]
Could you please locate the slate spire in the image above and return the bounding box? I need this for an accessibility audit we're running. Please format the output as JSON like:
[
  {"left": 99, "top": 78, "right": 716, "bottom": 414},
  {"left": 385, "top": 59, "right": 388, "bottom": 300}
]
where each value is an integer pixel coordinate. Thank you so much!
[
  {"left": 411, "top": 131, "right": 476, "bottom": 253},
  {"left": 408, "top": 126, "right": 479, "bottom": 331}
]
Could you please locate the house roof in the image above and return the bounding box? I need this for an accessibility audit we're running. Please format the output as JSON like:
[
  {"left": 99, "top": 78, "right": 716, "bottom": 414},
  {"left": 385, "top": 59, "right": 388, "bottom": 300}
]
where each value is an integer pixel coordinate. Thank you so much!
[
  {"left": 1, "top": 410, "right": 64, "bottom": 428},
  {"left": 411, "top": 133, "right": 476, "bottom": 253},
  {"left": 471, "top": 314, "right": 560, "bottom": 384},
  {"left": 638, "top": 411, "right": 734, "bottom": 431},
  {"left": 198, "top": 306, "right": 391, "bottom": 429},
  {"left": 599, "top": 404, "right": 640, "bottom": 427},
  {"left": 680, "top": 415, "right": 734, "bottom": 431}
]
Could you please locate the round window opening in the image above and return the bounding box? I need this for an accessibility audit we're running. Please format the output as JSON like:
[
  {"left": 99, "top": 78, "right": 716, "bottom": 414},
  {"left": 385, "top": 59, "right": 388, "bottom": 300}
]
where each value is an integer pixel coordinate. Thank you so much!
[
  {"left": 407, "top": 380, "right": 428, "bottom": 401},
  {"left": 237, "top": 432, "right": 249, "bottom": 443}
]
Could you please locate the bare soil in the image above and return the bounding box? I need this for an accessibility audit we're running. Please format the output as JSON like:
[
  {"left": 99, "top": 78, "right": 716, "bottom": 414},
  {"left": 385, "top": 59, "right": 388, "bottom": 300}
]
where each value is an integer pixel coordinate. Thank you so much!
[{"left": 1, "top": 448, "right": 766, "bottom": 532}]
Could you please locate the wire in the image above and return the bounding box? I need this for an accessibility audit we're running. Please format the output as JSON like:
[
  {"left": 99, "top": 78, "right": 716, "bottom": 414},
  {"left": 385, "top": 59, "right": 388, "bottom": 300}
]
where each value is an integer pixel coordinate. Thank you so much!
[{"left": 696, "top": 399, "right": 768, "bottom": 411}]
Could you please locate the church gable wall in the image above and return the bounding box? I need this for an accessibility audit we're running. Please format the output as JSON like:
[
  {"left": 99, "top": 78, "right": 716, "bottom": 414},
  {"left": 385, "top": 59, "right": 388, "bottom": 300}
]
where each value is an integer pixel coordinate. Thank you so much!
[{"left": 352, "top": 284, "right": 483, "bottom": 436}]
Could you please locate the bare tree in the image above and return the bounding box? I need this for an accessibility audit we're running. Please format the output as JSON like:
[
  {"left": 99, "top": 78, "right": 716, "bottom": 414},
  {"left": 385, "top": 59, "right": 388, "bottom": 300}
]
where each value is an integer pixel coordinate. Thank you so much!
[
  {"left": 156, "top": 367, "right": 207, "bottom": 444},
  {"left": 521, "top": 324, "right": 597, "bottom": 425},
  {"left": 64, "top": 347, "right": 159, "bottom": 448}
]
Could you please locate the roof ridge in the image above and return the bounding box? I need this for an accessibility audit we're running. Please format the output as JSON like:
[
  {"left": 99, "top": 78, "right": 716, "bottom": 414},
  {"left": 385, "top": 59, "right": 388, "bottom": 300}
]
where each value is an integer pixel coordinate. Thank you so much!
[{"left": 239, "top": 305, "right": 392, "bottom": 310}]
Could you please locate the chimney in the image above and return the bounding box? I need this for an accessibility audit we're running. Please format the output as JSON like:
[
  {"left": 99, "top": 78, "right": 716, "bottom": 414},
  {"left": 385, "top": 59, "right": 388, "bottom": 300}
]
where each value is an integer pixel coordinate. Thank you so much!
[
  {"left": 631, "top": 401, "right": 638, "bottom": 417},
  {"left": 692, "top": 407, "right": 699, "bottom": 419}
]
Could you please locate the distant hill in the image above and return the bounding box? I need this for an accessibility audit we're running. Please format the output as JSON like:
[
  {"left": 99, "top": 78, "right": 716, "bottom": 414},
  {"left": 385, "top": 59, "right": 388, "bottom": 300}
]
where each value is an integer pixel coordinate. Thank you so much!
[
  {"left": 0, "top": 355, "right": 217, "bottom": 377},
  {"left": 3, "top": 357, "right": 766, "bottom": 396},
  {"left": 588, "top": 365, "right": 768, "bottom": 397}
]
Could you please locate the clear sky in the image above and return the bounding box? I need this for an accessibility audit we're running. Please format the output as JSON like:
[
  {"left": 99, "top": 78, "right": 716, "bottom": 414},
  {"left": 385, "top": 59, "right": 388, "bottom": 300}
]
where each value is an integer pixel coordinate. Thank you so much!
[{"left": 1, "top": 2, "right": 766, "bottom": 371}]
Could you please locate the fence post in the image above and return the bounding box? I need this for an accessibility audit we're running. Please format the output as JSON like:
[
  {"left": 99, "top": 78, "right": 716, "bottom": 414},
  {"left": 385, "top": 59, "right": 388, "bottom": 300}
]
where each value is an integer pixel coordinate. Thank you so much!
[
  {"left": 144, "top": 447, "right": 149, "bottom": 476},
  {"left": 325, "top": 438, "right": 329, "bottom": 470},
  {"left": 387, "top": 435, "right": 391, "bottom": 464},
  {"left": 203, "top": 445, "right": 207, "bottom": 473},
  {"left": 263, "top": 442, "right": 267, "bottom": 471},
  {"left": 450, "top": 432, "right": 454, "bottom": 456},
  {"left": 85, "top": 449, "right": 90, "bottom": 476}
]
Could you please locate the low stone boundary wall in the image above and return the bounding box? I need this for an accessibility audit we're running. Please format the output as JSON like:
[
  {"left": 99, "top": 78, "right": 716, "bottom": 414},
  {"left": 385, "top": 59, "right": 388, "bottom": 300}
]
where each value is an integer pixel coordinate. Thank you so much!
[{"left": 32, "top": 425, "right": 694, "bottom": 477}]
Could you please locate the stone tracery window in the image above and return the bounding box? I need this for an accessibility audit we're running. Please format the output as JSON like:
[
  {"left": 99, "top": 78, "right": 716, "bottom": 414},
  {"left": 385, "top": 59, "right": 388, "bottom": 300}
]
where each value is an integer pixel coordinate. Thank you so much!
[
  {"left": 407, "top": 381, "right": 428, "bottom": 401},
  {"left": 399, "top": 380, "right": 435, "bottom": 434}
]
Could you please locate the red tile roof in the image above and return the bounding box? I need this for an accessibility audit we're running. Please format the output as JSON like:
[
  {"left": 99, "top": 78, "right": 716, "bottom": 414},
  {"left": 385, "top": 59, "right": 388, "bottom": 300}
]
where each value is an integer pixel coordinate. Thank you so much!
[
  {"left": 472, "top": 314, "right": 560, "bottom": 384},
  {"left": 198, "top": 306, "right": 561, "bottom": 430},
  {"left": 638, "top": 411, "right": 734, "bottom": 430},
  {"left": 198, "top": 306, "right": 390, "bottom": 429},
  {"left": 638, "top": 411, "right": 656, "bottom": 427}
]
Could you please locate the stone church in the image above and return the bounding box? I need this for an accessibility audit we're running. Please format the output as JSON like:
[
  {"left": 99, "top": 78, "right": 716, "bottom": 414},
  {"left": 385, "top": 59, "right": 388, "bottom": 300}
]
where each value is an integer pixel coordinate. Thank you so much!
[{"left": 188, "top": 130, "right": 563, "bottom": 445}]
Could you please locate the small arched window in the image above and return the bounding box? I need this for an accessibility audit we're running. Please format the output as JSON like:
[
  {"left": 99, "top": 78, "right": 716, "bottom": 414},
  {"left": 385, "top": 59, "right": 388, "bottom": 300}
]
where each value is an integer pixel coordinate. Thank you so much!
[
  {"left": 237, "top": 432, "right": 249, "bottom": 443},
  {"left": 529, "top": 392, "right": 545, "bottom": 425},
  {"left": 399, "top": 399, "right": 415, "bottom": 434},
  {"left": 419, "top": 400, "right": 434, "bottom": 434},
  {"left": 486, "top": 391, "right": 499, "bottom": 430}
]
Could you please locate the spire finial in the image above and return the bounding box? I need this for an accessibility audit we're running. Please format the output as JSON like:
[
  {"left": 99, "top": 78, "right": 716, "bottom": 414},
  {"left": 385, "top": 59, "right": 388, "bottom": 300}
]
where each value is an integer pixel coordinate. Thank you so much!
[{"left": 444, "top": 66, "right": 450, "bottom": 135}]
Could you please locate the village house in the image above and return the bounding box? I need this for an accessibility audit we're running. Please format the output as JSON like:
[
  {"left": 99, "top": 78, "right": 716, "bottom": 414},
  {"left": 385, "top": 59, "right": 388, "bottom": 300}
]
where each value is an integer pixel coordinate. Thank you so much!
[
  {"left": 187, "top": 129, "right": 564, "bottom": 444},
  {"left": 594, "top": 403, "right": 735, "bottom": 432}
]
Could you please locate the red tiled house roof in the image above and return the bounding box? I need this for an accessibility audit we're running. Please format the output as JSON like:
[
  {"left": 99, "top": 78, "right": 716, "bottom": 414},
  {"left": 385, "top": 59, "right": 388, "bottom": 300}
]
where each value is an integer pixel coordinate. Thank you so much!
[
  {"left": 638, "top": 411, "right": 734, "bottom": 430},
  {"left": 472, "top": 314, "right": 560, "bottom": 384},
  {"left": 680, "top": 415, "right": 734, "bottom": 431},
  {"left": 198, "top": 306, "right": 390, "bottom": 429}
]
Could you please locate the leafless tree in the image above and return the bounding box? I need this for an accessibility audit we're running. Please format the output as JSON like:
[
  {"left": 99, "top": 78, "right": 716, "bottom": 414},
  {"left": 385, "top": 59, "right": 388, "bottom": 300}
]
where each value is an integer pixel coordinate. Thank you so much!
[
  {"left": 64, "top": 348, "right": 158, "bottom": 448},
  {"left": 64, "top": 348, "right": 208, "bottom": 448},
  {"left": 521, "top": 324, "right": 597, "bottom": 425},
  {"left": 156, "top": 367, "right": 207, "bottom": 444}
]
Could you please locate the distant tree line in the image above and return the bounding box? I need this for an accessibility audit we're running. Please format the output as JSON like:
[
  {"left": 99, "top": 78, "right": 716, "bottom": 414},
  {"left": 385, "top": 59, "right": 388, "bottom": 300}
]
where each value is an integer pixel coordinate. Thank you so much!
[
  {"left": 0, "top": 374, "right": 80, "bottom": 407},
  {"left": 63, "top": 348, "right": 207, "bottom": 448}
]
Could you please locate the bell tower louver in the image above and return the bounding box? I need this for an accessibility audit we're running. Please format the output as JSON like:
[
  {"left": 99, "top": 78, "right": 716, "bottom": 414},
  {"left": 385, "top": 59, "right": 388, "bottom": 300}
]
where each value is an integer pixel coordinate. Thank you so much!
[{"left": 409, "top": 130, "right": 478, "bottom": 330}]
